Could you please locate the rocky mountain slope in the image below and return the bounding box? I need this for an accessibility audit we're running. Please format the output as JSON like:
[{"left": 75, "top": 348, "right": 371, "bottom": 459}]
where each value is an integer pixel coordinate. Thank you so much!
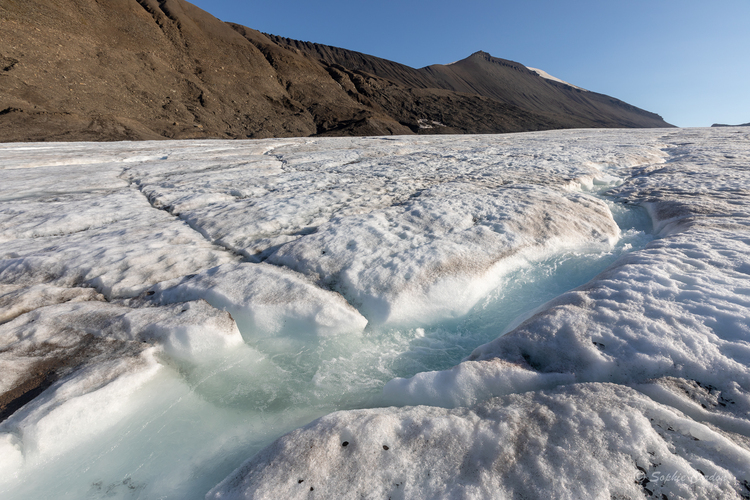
[
  {"left": 273, "top": 37, "right": 669, "bottom": 130},
  {"left": 0, "top": 0, "right": 672, "bottom": 142}
]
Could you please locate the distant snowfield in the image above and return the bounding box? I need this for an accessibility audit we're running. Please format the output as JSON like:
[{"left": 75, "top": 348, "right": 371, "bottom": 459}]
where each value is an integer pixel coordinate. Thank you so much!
[
  {"left": 1, "top": 128, "right": 749, "bottom": 499},
  {"left": 527, "top": 67, "right": 587, "bottom": 91}
]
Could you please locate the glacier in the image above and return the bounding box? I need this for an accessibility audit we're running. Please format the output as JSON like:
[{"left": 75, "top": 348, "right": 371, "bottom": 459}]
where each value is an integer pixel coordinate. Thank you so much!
[{"left": 0, "top": 128, "right": 749, "bottom": 499}]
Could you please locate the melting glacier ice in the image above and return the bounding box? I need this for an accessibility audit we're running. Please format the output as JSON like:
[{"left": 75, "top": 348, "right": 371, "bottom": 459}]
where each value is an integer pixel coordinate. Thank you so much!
[
  {"left": 1, "top": 214, "right": 652, "bottom": 499},
  {"left": 2, "top": 128, "right": 749, "bottom": 499}
]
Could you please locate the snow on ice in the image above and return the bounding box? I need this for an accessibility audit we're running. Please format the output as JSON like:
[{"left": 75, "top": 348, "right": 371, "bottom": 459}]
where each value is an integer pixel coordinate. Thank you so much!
[{"left": 1, "top": 128, "right": 749, "bottom": 499}]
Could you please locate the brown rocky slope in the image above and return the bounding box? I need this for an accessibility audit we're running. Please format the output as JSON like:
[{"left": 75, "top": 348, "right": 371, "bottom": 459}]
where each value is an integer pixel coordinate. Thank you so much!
[{"left": 0, "top": 0, "right": 672, "bottom": 142}]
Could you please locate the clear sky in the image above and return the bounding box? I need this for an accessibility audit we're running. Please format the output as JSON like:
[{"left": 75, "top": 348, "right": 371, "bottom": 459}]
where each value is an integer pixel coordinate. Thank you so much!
[{"left": 188, "top": 0, "right": 749, "bottom": 127}]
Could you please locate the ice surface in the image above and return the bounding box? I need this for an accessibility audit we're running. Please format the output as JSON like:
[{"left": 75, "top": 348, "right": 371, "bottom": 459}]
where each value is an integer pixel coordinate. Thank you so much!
[
  {"left": 0, "top": 189, "right": 235, "bottom": 298},
  {"left": 384, "top": 227, "right": 750, "bottom": 410},
  {"left": 267, "top": 181, "right": 619, "bottom": 326},
  {"left": 0, "top": 298, "right": 244, "bottom": 492},
  {"left": 386, "top": 129, "right": 750, "bottom": 414},
  {"left": 150, "top": 261, "right": 368, "bottom": 337},
  {"left": 1, "top": 128, "right": 750, "bottom": 499},
  {"left": 0, "top": 283, "right": 104, "bottom": 325},
  {"left": 209, "top": 384, "right": 749, "bottom": 500}
]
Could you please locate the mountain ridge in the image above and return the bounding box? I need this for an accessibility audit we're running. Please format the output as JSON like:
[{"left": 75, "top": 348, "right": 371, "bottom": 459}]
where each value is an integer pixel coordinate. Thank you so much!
[
  {"left": 712, "top": 122, "right": 750, "bottom": 127},
  {"left": 0, "top": 0, "right": 672, "bottom": 142}
]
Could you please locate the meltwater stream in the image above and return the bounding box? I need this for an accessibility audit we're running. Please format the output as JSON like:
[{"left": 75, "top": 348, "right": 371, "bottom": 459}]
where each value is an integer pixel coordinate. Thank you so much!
[{"left": 2, "top": 201, "right": 653, "bottom": 500}]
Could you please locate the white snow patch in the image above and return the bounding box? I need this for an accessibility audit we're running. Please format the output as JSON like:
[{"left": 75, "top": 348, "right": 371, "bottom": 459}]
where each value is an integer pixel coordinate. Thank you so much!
[{"left": 527, "top": 66, "right": 587, "bottom": 91}]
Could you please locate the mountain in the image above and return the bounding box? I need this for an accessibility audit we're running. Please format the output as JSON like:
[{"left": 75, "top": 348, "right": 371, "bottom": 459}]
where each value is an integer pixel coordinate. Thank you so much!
[
  {"left": 275, "top": 38, "right": 668, "bottom": 130},
  {"left": 0, "top": 0, "right": 672, "bottom": 142},
  {"left": 712, "top": 122, "right": 750, "bottom": 127}
]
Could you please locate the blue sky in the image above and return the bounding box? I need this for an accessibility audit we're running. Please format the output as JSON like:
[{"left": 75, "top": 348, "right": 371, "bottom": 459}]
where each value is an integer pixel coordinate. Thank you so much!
[{"left": 189, "top": 0, "right": 749, "bottom": 127}]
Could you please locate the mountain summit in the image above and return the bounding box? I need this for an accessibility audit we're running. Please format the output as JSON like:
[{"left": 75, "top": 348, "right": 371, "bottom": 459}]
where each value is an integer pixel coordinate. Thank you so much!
[{"left": 0, "top": 0, "right": 672, "bottom": 141}]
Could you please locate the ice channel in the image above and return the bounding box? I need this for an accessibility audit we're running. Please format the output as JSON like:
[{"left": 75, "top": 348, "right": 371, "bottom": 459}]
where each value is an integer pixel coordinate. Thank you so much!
[{"left": 0, "top": 188, "right": 653, "bottom": 499}]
